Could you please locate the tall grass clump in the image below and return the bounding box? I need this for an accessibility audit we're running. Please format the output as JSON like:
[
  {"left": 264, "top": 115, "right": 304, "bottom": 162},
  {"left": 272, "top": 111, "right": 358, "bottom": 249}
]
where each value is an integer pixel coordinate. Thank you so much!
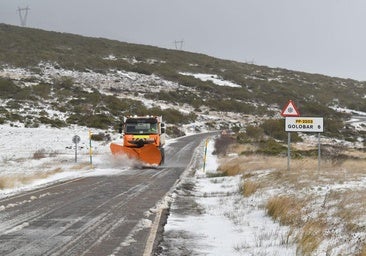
[
  {"left": 266, "top": 195, "right": 303, "bottom": 226},
  {"left": 241, "top": 180, "right": 260, "bottom": 197},
  {"left": 296, "top": 220, "right": 326, "bottom": 256},
  {"left": 358, "top": 245, "right": 366, "bottom": 256}
]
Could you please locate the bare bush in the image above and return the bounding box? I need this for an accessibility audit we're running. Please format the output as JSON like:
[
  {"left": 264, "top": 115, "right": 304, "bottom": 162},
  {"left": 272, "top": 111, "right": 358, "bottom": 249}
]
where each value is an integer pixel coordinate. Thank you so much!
[
  {"left": 91, "top": 132, "right": 111, "bottom": 141},
  {"left": 33, "top": 149, "right": 46, "bottom": 159},
  {"left": 213, "top": 134, "right": 235, "bottom": 156}
]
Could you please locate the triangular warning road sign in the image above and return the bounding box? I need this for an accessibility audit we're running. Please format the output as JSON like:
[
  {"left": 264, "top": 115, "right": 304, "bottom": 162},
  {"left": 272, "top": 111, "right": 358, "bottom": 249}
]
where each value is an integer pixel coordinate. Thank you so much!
[{"left": 281, "top": 100, "right": 300, "bottom": 117}]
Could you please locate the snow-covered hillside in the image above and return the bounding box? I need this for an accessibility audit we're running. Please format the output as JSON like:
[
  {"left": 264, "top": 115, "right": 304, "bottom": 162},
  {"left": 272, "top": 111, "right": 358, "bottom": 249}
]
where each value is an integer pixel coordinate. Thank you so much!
[{"left": 0, "top": 63, "right": 259, "bottom": 131}]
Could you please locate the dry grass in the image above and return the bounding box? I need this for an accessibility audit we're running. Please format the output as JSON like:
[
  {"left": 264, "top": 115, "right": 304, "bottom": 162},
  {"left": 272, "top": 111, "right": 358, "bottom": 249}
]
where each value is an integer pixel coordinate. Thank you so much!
[
  {"left": 358, "top": 245, "right": 366, "bottom": 256},
  {"left": 297, "top": 220, "right": 327, "bottom": 256},
  {"left": 0, "top": 168, "right": 63, "bottom": 189},
  {"left": 218, "top": 151, "right": 366, "bottom": 255},
  {"left": 219, "top": 155, "right": 286, "bottom": 176},
  {"left": 241, "top": 180, "right": 260, "bottom": 197},
  {"left": 219, "top": 154, "right": 365, "bottom": 188},
  {"left": 33, "top": 149, "right": 47, "bottom": 159},
  {"left": 331, "top": 190, "right": 366, "bottom": 233},
  {"left": 71, "top": 162, "right": 93, "bottom": 170},
  {"left": 266, "top": 195, "right": 304, "bottom": 226}
]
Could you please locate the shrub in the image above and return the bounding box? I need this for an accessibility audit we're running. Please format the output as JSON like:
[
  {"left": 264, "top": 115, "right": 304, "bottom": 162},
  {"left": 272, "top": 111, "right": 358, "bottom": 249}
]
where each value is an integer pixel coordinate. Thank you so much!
[
  {"left": 325, "top": 118, "right": 345, "bottom": 138},
  {"left": 166, "top": 126, "right": 185, "bottom": 138},
  {"left": 6, "top": 100, "right": 22, "bottom": 109},
  {"left": 53, "top": 76, "right": 75, "bottom": 89},
  {"left": 32, "top": 83, "right": 51, "bottom": 99},
  {"left": 38, "top": 116, "right": 67, "bottom": 128},
  {"left": 91, "top": 132, "right": 111, "bottom": 141},
  {"left": 261, "top": 119, "right": 302, "bottom": 142},
  {"left": 147, "top": 107, "right": 196, "bottom": 125},
  {"left": 256, "top": 139, "right": 287, "bottom": 156},
  {"left": 6, "top": 112, "right": 24, "bottom": 122},
  {"left": 237, "top": 125, "right": 265, "bottom": 144},
  {"left": 261, "top": 119, "right": 286, "bottom": 141},
  {"left": 67, "top": 113, "right": 114, "bottom": 129},
  {"left": 33, "top": 149, "right": 46, "bottom": 159},
  {"left": 0, "top": 78, "right": 21, "bottom": 98},
  {"left": 236, "top": 132, "right": 250, "bottom": 144},
  {"left": 214, "top": 134, "right": 235, "bottom": 156},
  {"left": 245, "top": 125, "right": 264, "bottom": 141}
]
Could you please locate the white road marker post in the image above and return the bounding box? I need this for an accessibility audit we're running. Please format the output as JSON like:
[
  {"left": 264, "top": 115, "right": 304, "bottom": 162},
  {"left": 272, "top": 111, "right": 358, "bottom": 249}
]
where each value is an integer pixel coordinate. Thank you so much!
[
  {"left": 89, "top": 130, "right": 93, "bottom": 167},
  {"left": 202, "top": 138, "right": 209, "bottom": 173}
]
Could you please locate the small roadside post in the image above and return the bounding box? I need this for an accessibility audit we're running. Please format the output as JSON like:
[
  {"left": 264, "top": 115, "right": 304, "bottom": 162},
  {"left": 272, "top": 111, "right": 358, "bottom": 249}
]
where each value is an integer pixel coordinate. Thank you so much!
[
  {"left": 89, "top": 130, "right": 93, "bottom": 167},
  {"left": 281, "top": 100, "right": 301, "bottom": 171},
  {"left": 72, "top": 135, "right": 81, "bottom": 163},
  {"left": 202, "top": 138, "right": 209, "bottom": 173}
]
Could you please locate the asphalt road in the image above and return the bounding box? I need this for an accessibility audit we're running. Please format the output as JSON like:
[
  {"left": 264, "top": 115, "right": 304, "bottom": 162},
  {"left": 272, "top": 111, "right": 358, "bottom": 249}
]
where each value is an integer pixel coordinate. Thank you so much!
[{"left": 0, "top": 133, "right": 211, "bottom": 256}]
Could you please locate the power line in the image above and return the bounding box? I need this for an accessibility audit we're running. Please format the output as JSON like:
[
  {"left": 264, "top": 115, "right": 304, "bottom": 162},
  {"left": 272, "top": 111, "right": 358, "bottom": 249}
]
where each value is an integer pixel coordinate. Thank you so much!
[
  {"left": 173, "top": 40, "right": 184, "bottom": 50},
  {"left": 17, "top": 6, "right": 30, "bottom": 27}
]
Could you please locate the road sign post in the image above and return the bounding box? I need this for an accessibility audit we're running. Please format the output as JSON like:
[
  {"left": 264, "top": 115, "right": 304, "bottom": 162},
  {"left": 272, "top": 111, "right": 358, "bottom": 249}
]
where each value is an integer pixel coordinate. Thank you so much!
[
  {"left": 285, "top": 117, "right": 324, "bottom": 172},
  {"left": 281, "top": 100, "right": 300, "bottom": 171},
  {"left": 318, "top": 132, "right": 321, "bottom": 172},
  {"left": 287, "top": 132, "right": 291, "bottom": 171},
  {"left": 72, "top": 135, "right": 81, "bottom": 163}
]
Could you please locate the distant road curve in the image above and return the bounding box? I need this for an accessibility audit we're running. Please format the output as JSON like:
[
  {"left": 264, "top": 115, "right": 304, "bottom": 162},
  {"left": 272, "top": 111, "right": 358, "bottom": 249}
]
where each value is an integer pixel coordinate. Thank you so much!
[{"left": 0, "top": 132, "right": 213, "bottom": 256}]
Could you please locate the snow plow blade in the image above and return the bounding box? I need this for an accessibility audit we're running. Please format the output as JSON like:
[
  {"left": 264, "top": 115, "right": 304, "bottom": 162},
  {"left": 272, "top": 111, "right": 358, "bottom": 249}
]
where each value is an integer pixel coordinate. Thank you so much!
[{"left": 110, "top": 143, "right": 163, "bottom": 166}]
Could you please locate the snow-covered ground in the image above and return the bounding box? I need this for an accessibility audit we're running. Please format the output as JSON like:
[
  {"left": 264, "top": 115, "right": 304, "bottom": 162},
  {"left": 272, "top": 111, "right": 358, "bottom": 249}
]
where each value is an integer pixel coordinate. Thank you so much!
[
  {"left": 0, "top": 124, "right": 132, "bottom": 198},
  {"left": 158, "top": 139, "right": 297, "bottom": 256},
  {"left": 179, "top": 72, "right": 242, "bottom": 88},
  {"left": 0, "top": 125, "right": 365, "bottom": 255},
  {"left": 159, "top": 137, "right": 366, "bottom": 256},
  {"left": 0, "top": 126, "right": 297, "bottom": 255}
]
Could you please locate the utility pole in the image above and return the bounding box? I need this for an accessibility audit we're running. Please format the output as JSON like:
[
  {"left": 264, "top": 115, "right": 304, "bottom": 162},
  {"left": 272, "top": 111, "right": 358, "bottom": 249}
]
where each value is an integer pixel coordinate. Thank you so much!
[
  {"left": 174, "top": 40, "right": 184, "bottom": 50},
  {"left": 17, "top": 6, "right": 30, "bottom": 27}
]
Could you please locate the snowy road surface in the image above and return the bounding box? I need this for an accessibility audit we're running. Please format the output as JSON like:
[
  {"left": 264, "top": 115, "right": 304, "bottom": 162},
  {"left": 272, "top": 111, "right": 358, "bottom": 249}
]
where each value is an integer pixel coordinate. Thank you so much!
[{"left": 0, "top": 133, "right": 210, "bottom": 256}]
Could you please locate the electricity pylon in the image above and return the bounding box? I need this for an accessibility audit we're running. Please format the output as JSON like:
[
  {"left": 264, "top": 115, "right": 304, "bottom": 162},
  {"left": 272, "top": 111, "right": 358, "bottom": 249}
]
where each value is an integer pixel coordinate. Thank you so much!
[
  {"left": 174, "top": 40, "right": 184, "bottom": 50},
  {"left": 17, "top": 6, "right": 30, "bottom": 27}
]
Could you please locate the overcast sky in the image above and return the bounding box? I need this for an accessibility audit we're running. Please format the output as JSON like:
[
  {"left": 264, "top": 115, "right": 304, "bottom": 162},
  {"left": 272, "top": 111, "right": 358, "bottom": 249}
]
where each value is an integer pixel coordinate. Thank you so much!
[{"left": 1, "top": 0, "right": 366, "bottom": 81}]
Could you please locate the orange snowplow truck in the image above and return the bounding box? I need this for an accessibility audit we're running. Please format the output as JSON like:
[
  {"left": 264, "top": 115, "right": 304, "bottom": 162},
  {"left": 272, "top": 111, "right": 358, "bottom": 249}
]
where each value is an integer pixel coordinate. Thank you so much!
[{"left": 110, "top": 116, "right": 166, "bottom": 166}]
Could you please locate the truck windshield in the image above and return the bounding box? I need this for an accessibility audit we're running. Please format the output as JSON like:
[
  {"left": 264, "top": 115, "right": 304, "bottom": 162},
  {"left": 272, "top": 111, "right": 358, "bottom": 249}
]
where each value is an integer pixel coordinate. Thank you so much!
[{"left": 125, "top": 123, "right": 158, "bottom": 134}]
